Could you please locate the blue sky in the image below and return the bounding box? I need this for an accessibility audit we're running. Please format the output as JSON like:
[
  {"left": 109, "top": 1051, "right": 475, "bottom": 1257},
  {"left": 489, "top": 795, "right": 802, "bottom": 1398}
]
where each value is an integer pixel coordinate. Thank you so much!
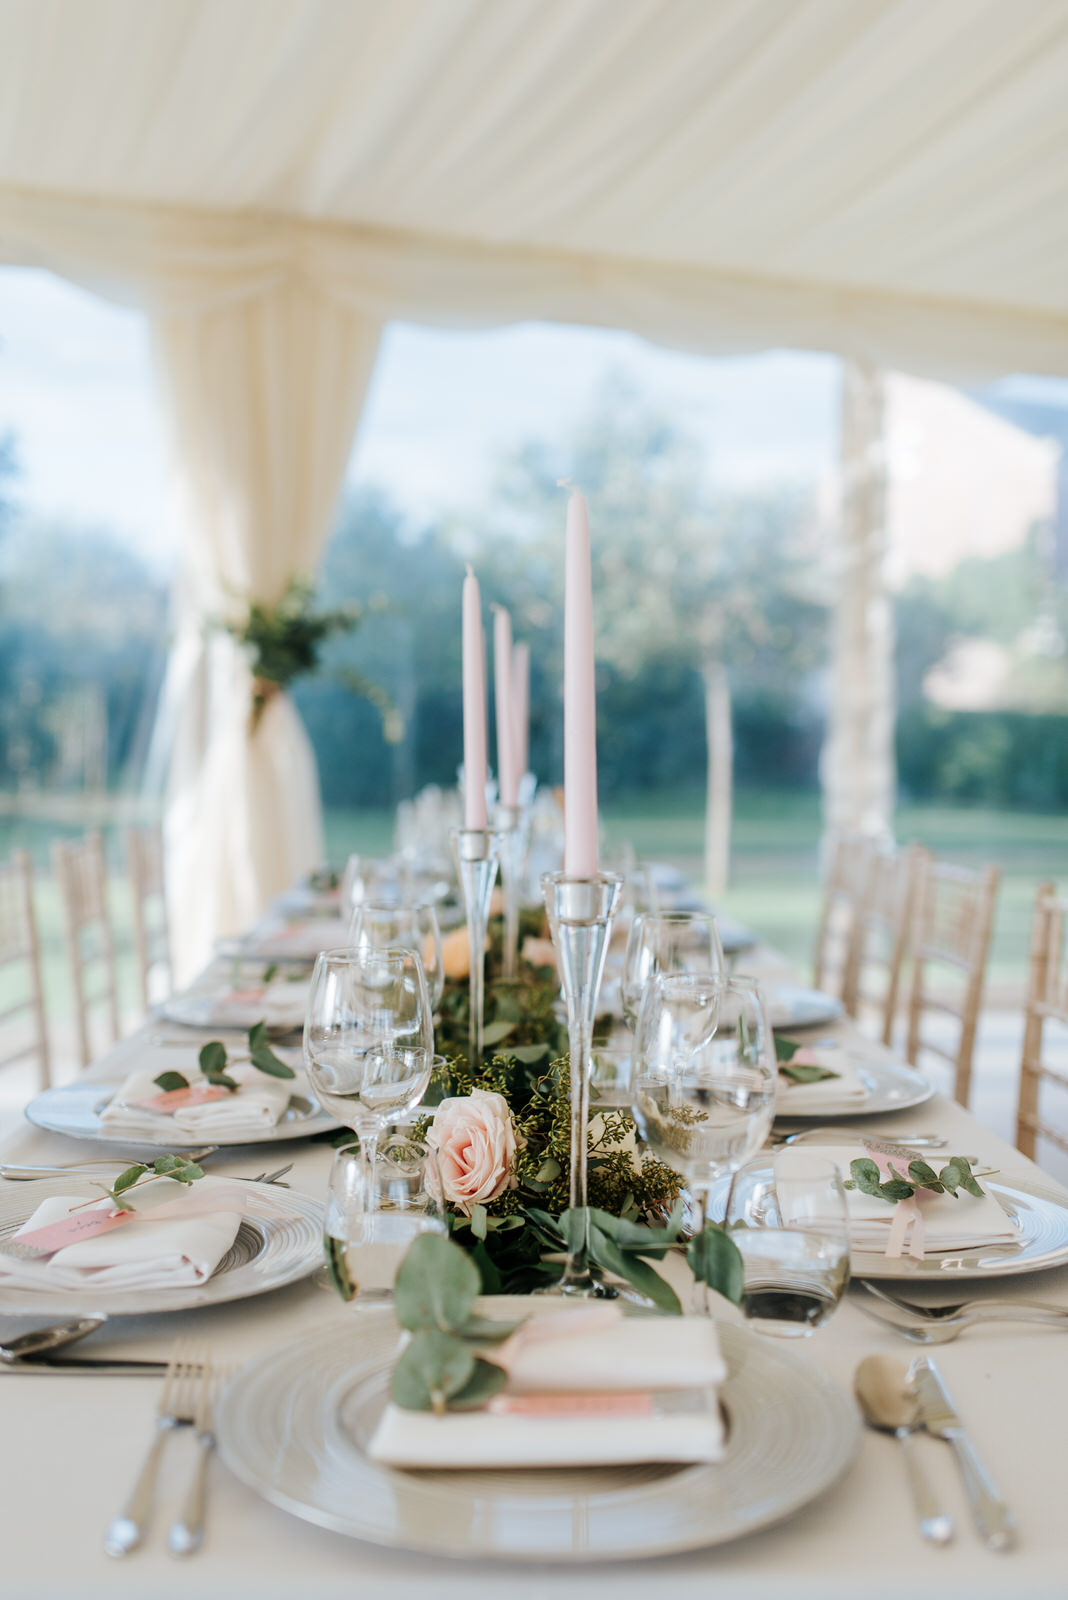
[
  {"left": 3, "top": 264, "right": 1066, "bottom": 572},
  {"left": 0, "top": 265, "right": 842, "bottom": 566}
]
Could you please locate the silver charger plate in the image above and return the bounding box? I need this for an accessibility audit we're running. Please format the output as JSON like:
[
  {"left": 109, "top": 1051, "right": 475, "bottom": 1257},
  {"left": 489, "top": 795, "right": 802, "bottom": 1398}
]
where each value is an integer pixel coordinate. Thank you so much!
[
  {"left": 852, "top": 1174, "right": 1068, "bottom": 1280},
  {"left": 24, "top": 1078, "right": 337, "bottom": 1149},
  {"left": 0, "top": 1176, "right": 324, "bottom": 1315},
  {"left": 216, "top": 1309, "right": 859, "bottom": 1562},
  {"left": 774, "top": 1056, "right": 934, "bottom": 1119},
  {"left": 765, "top": 986, "right": 844, "bottom": 1030}
]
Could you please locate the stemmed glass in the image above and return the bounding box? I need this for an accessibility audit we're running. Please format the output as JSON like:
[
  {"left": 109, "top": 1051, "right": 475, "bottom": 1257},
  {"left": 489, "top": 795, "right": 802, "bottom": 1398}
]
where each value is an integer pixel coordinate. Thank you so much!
[
  {"left": 621, "top": 912, "right": 725, "bottom": 1032},
  {"left": 631, "top": 973, "right": 777, "bottom": 1314},
  {"left": 304, "top": 947, "right": 434, "bottom": 1204},
  {"left": 349, "top": 899, "right": 445, "bottom": 1009}
]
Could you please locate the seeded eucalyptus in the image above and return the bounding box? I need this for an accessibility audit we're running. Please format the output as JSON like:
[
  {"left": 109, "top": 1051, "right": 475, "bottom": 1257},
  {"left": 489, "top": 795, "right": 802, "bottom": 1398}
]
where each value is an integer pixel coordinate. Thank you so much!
[{"left": 845, "top": 1155, "right": 991, "bottom": 1205}]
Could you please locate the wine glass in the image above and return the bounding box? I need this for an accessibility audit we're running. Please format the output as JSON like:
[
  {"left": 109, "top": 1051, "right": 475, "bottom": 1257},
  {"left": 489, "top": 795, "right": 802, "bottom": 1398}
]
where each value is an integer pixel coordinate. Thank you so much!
[
  {"left": 304, "top": 947, "right": 434, "bottom": 1203},
  {"left": 724, "top": 1152, "right": 851, "bottom": 1336},
  {"left": 621, "top": 912, "right": 725, "bottom": 1031},
  {"left": 631, "top": 974, "right": 777, "bottom": 1313},
  {"left": 324, "top": 1136, "right": 446, "bottom": 1306},
  {"left": 349, "top": 898, "right": 445, "bottom": 1009},
  {"left": 340, "top": 853, "right": 405, "bottom": 914}
]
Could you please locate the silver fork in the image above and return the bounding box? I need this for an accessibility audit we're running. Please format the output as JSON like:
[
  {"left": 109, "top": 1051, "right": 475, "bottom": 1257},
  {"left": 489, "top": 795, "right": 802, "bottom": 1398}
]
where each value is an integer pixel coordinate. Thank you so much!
[
  {"left": 104, "top": 1341, "right": 205, "bottom": 1557},
  {"left": 169, "top": 1359, "right": 227, "bottom": 1556},
  {"left": 855, "top": 1283, "right": 1068, "bottom": 1343}
]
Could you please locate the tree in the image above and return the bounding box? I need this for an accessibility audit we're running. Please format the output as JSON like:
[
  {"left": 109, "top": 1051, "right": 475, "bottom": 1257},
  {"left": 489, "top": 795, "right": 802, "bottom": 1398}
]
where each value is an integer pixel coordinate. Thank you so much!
[{"left": 468, "top": 382, "right": 828, "bottom": 890}]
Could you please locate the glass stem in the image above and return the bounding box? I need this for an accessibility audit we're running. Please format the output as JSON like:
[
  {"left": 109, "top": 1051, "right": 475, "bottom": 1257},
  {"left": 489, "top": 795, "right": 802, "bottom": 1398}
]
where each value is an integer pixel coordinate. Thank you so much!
[
  {"left": 358, "top": 1124, "right": 380, "bottom": 1215},
  {"left": 691, "top": 1187, "right": 711, "bottom": 1317},
  {"left": 561, "top": 1004, "right": 594, "bottom": 1292},
  {"left": 468, "top": 915, "right": 485, "bottom": 1066}
]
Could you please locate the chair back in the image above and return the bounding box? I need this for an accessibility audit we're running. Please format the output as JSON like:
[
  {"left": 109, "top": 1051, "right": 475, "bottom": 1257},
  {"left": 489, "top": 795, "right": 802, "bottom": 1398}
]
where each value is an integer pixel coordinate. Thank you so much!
[
  {"left": 52, "top": 832, "right": 119, "bottom": 1069},
  {"left": 905, "top": 854, "right": 999, "bottom": 1105},
  {"left": 1017, "top": 882, "right": 1068, "bottom": 1164},
  {"left": 0, "top": 849, "right": 51, "bottom": 1089},
  {"left": 126, "top": 823, "right": 171, "bottom": 1011},
  {"left": 843, "top": 842, "right": 923, "bottom": 1044},
  {"left": 813, "top": 831, "right": 876, "bottom": 1000}
]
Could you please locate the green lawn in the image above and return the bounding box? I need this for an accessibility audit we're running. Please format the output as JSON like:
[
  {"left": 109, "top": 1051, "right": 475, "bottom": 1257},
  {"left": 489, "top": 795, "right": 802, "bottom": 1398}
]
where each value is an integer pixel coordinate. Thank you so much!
[{"left": 4, "top": 789, "right": 1064, "bottom": 1020}]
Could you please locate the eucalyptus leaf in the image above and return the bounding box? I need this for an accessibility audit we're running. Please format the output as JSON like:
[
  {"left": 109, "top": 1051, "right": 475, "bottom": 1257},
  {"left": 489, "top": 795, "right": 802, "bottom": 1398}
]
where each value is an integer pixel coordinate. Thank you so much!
[
  {"left": 249, "top": 1046, "right": 297, "bottom": 1080},
  {"left": 849, "top": 1157, "right": 884, "bottom": 1197},
  {"left": 779, "top": 1061, "right": 840, "bottom": 1084},
  {"left": 262, "top": 963, "right": 279, "bottom": 983},
  {"left": 774, "top": 1035, "right": 801, "bottom": 1062},
  {"left": 174, "top": 1162, "right": 204, "bottom": 1183},
  {"left": 481, "top": 1020, "right": 517, "bottom": 1046},
  {"left": 391, "top": 1329, "right": 475, "bottom": 1412},
  {"left": 393, "top": 1233, "right": 480, "bottom": 1334},
  {"left": 879, "top": 1178, "right": 916, "bottom": 1201},
  {"left": 152, "top": 1071, "right": 190, "bottom": 1093},
  {"left": 509, "top": 1043, "right": 551, "bottom": 1064},
  {"left": 470, "top": 1204, "right": 488, "bottom": 1241},
  {"left": 458, "top": 1314, "right": 524, "bottom": 1342},
  {"left": 447, "top": 1358, "right": 508, "bottom": 1411},
  {"left": 589, "top": 1225, "right": 682, "bottom": 1314},
  {"left": 688, "top": 1225, "right": 745, "bottom": 1305},
  {"left": 198, "top": 1041, "right": 228, "bottom": 1077},
  {"left": 907, "top": 1159, "right": 940, "bottom": 1187},
  {"left": 112, "top": 1164, "right": 147, "bottom": 1194},
  {"left": 535, "top": 1157, "right": 561, "bottom": 1184},
  {"left": 205, "top": 1072, "right": 240, "bottom": 1093},
  {"left": 152, "top": 1154, "right": 183, "bottom": 1174}
]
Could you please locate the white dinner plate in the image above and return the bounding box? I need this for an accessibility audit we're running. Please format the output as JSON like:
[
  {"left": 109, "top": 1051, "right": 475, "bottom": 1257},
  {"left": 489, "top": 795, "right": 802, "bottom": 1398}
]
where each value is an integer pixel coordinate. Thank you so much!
[
  {"left": 774, "top": 1055, "right": 934, "bottom": 1119},
  {"left": 850, "top": 1174, "right": 1068, "bottom": 1280},
  {"left": 0, "top": 1176, "right": 324, "bottom": 1316},
  {"left": 24, "top": 1078, "right": 338, "bottom": 1149},
  {"left": 216, "top": 1307, "right": 859, "bottom": 1562},
  {"left": 765, "top": 986, "right": 844, "bottom": 1030}
]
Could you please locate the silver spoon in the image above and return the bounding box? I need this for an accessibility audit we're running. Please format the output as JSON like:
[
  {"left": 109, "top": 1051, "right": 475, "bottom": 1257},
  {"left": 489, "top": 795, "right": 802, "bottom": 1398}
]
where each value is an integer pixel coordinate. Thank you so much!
[
  {"left": 854, "top": 1354, "right": 953, "bottom": 1544},
  {"left": 0, "top": 1314, "right": 108, "bottom": 1363}
]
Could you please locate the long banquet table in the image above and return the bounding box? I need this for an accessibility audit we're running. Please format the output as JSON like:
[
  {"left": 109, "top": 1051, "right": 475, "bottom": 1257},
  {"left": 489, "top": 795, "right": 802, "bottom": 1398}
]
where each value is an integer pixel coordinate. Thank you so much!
[{"left": 2, "top": 936, "right": 1067, "bottom": 1600}]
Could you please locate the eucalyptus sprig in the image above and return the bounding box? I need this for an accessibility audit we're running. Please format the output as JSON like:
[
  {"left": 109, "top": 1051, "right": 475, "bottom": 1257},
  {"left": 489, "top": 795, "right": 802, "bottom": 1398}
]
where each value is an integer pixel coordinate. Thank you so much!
[
  {"left": 390, "top": 1234, "right": 519, "bottom": 1416},
  {"left": 153, "top": 1021, "right": 295, "bottom": 1096},
  {"left": 846, "top": 1155, "right": 991, "bottom": 1205},
  {"left": 71, "top": 1153, "right": 205, "bottom": 1214},
  {"left": 775, "top": 1035, "right": 840, "bottom": 1084}
]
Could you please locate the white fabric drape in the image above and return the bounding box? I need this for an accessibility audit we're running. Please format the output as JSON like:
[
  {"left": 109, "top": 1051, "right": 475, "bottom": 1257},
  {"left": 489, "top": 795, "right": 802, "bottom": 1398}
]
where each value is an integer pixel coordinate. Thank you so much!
[
  {"left": 823, "top": 360, "right": 895, "bottom": 851},
  {"left": 153, "top": 280, "right": 380, "bottom": 978}
]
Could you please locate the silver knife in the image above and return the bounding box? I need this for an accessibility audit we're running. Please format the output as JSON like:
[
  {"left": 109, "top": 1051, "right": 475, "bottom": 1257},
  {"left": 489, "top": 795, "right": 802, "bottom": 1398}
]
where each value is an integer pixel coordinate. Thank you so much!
[{"left": 910, "top": 1358, "right": 1016, "bottom": 1551}]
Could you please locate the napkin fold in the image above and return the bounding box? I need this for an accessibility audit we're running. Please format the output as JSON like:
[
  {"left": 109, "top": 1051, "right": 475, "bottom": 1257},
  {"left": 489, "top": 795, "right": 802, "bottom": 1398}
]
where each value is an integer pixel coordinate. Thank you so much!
[
  {"left": 244, "top": 917, "right": 348, "bottom": 960},
  {"left": 803, "top": 1144, "right": 1016, "bottom": 1254},
  {"left": 99, "top": 1056, "right": 303, "bottom": 1138},
  {"left": 777, "top": 1050, "right": 868, "bottom": 1112},
  {"left": 0, "top": 1176, "right": 246, "bottom": 1289},
  {"left": 368, "top": 1308, "right": 728, "bottom": 1470}
]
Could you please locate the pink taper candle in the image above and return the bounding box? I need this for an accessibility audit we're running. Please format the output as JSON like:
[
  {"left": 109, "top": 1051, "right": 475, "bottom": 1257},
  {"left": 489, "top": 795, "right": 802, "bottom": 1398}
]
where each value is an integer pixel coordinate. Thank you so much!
[
  {"left": 462, "top": 565, "right": 488, "bottom": 829},
  {"left": 562, "top": 486, "right": 599, "bottom": 877},
  {"left": 493, "top": 605, "right": 519, "bottom": 806},
  {"left": 512, "top": 639, "right": 530, "bottom": 781}
]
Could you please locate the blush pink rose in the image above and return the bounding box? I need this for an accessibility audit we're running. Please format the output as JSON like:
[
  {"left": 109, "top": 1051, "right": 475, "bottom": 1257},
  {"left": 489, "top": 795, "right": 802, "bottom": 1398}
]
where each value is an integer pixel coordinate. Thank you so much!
[{"left": 426, "top": 1089, "right": 521, "bottom": 1215}]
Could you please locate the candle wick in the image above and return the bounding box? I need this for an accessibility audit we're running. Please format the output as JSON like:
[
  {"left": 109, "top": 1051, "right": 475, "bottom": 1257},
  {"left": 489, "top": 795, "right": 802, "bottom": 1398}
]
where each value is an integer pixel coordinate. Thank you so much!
[
  {"left": 556, "top": 477, "right": 573, "bottom": 491},
  {"left": 465, "top": 562, "right": 475, "bottom": 579}
]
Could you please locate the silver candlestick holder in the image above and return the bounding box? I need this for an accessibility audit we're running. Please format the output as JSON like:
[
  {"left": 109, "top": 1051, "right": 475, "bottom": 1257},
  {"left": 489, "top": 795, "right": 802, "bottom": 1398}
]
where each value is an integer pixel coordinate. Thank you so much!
[
  {"left": 494, "top": 801, "right": 532, "bottom": 981},
  {"left": 451, "top": 827, "right": 501, "bottom": 1067},
  {"left": 542, "top": 869, "right": 621, "bottom": 1296}
]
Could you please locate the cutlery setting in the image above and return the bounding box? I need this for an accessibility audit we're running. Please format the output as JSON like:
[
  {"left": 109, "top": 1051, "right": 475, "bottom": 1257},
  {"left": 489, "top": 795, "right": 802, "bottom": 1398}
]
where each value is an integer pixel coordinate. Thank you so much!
[{"left": 854, "top": 1280, "right": 1068, "bottom": 1343}]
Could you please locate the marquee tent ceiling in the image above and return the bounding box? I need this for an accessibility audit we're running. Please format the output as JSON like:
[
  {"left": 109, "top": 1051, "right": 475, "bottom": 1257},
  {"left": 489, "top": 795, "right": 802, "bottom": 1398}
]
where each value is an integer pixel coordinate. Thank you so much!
[{"left": 2, "top": 0, "right": 1068, "bottom": 376}]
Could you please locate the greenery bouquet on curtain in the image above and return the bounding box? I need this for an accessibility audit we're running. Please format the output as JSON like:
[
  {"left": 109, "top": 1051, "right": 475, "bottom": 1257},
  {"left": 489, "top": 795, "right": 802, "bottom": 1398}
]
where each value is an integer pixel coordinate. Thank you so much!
[{"left": 221, "top": 576, "right": 399, "bottom": 735}]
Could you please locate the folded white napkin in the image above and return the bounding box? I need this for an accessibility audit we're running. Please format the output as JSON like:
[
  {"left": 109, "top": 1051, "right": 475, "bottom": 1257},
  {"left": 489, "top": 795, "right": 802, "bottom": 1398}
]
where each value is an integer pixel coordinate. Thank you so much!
[
  {"left": 369, "top": 1308, "right": 728, "bottom": 1469},
  {"left": 777, "top": 1050, "right": 868, "bottom": 1112},
  {"left": 99, "top": 1056, "right": 304, "bottom": 1138},
  {"left": 804, "top": 1144, "right": 1016, "bottom": 1253},
  {"left": 0, "top": 1176, "right": 245, "bottom": 1290}
]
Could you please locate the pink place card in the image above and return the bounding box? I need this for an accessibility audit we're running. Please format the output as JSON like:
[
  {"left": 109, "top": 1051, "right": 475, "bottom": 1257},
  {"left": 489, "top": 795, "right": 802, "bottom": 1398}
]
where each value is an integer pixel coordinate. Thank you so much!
[
  {"left": 136, "top": 1083, "right": 233, "bottom": 1113},
  {"left": 228, "top": 988, "right": 266, "bottom": 1004},
  {"left": 12, "top": 1205, "right": 135, "bottom": 1256}
]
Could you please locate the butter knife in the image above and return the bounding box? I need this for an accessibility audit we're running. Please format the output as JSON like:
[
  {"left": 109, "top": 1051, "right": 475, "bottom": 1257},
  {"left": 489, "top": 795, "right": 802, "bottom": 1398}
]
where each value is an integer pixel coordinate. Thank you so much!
[{"left": 910, "top": 1358, "right": 1016, "bottom": 1551}]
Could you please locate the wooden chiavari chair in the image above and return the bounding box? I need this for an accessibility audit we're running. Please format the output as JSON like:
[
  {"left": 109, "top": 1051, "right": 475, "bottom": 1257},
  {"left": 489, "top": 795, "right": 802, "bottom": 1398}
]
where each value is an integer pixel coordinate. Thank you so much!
[
  {"left": 842, "top": 842, "right": 923, "bottom": 1045},
  {"left": 126, "top": 823, "right": 171, "bottom": 1012},
  {"left": 905, "top": 854, "right": 1000, "bottom": 1106},
  {"left": 0, "top": 849, "right": 51, "bottom": 1090},
  {"left": 1016, "top": 882, "right": 1068, "bottom": 1166},
  {"left": 812, "top": 831, "right": 876, "bottom": 1002},
  {"left": 52, "top": 831, "right": 120, "bottom": 1069}
]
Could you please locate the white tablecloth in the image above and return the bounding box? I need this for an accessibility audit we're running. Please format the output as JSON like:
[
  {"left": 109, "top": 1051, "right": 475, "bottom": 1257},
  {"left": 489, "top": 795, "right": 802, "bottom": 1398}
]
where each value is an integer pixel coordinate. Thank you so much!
[{"left": 2, "top": 974, "right": 1068, "bottom": 1598}]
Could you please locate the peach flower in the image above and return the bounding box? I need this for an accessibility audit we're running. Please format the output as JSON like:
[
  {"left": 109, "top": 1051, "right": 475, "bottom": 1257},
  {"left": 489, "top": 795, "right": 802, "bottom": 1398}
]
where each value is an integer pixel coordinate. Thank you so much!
[{"left": 427, "top": 1089, "right": 522, "bottom": 1215}]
